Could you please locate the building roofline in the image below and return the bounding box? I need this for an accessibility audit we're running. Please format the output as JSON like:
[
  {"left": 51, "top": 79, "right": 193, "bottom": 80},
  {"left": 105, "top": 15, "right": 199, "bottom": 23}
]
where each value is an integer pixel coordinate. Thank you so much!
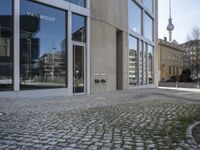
[
  {"left": 180, "top": 39, "right": 200, "bottom": 46},
  {"left": 158, "top": 39, "right": 186, "bottom": 52}
]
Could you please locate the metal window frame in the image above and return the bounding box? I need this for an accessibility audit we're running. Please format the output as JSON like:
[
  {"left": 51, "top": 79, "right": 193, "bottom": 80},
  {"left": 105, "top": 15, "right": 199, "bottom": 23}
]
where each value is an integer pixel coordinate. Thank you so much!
[
  {"left": 13, "top": 0, "right": 20, "bottom": 91},
  {"left": 72, "top": 41, "right": 86, "bottom": 95}
]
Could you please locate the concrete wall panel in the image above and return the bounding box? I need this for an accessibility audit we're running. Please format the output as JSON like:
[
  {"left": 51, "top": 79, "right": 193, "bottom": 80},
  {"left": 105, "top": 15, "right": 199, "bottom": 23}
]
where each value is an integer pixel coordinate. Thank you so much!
[
  {"left": 90, "top": 0, "right": 129, "bottom": 94},
  {"left": 90, "top": 0, "right": 128, "bottom": 32},
  {"left": 90, "top": 19, "right": 117, "bottom": 93}
]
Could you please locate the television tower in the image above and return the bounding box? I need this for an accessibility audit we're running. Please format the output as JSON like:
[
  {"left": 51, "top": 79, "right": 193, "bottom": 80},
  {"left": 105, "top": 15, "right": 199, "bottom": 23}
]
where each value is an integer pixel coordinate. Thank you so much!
[{"left": 167, "top": 0, "right": 174, "bottom": 41}]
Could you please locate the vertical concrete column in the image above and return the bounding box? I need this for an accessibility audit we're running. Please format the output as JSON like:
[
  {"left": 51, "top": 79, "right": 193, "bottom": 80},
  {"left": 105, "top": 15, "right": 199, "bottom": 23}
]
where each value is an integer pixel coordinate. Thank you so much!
[
  {"left": 68, "top": 12, "right": 73, "bottom": 95},
  {"left": 86, "top": 0, "right": 91, "bottom": 95},
  {"left": 154, "top": 0, "right": 159, "bottom": 87},
  {"left": 14, "top": 0, "right": 20, "bottom": 91},
  {"left": 87, "top": 16, "right": 91, "bottom": 94},
  {"left": 86, "top": 0, "right": 90, "bottom": 9}
]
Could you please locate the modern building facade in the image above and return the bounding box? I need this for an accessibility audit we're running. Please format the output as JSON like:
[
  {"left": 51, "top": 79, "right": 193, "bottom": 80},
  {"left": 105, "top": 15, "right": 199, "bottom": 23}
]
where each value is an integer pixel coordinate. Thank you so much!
[
  {"left": 181, "top": 40, "right": 200, "bottom": 79},
  {"left": 158, "top": 39, "right": 185, "bottom": 82},
  {"left": 0, "top": 0, "right": 158, "bottom": 97}
]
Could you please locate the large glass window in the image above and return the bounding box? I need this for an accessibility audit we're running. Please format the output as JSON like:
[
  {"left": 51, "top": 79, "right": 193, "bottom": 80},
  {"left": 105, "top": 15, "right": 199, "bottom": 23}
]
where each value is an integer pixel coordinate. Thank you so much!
[
  {"left": 169, "top": 66, "right": 172, "bottom": 75},
  {"left": 128, "top": 0, "right": 155, "bottom": 87},
  {"left": 148, "top": 45, "right": 154, "bottom": 84},
  {"left": 0, "top": 0, "right": 13, "bottom": 91},
  {"left": 128, "top": 0, "right": 142, "bottom": 34},
  {"left": 72, "top": 14, "right": 86, "bottom": 42},
  {"left": 20, "top": 0, "right": 67, "bottom": 90},
  {"left": 177, "top": 67, "right": 179, "bottom": 75},
  {"left": 143, "top": 0, "right": 153, "bottom": 13},
  {"left": 144, "top": 13, "right": 153, "bottom": 41},
  {"left": 173, "top": 66, "right": 176, "bottom": 75},
  {"left": 129, "top": 36, "right": 138, "bottom": 86},
  {"left": 64, "top": 0, "right": 86, "bottom": 7}
]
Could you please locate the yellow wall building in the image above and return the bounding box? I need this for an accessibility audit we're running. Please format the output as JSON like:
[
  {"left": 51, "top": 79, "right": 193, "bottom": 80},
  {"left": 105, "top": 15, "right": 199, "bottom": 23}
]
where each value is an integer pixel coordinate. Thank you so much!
[{"left": 158, "top": 39, "right": 185, "bottom": 82}]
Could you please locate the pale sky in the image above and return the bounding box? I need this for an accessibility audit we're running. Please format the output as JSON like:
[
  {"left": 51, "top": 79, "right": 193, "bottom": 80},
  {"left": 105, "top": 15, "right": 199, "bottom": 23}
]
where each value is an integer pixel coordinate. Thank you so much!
[{"left": 158, "top": 0, "right": 200, "bottom": 44}]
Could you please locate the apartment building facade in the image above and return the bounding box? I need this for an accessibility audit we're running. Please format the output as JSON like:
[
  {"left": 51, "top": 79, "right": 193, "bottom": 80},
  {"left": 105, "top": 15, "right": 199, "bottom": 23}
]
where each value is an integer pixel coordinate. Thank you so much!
[
  {"left": 0, "top": 0, "right": 158, "bottom": 97},
  {"left": 158, "top": 39, "right": 185, "bottom": 82}
]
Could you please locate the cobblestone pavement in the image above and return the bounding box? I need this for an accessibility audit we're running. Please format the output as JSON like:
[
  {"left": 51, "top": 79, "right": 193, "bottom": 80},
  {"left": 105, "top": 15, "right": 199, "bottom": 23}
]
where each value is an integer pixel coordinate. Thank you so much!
[
  {"left": 0, "top": 88, "right": 200, "bottom": 150},
  {"left": 192, "top": 123, "right": 200, "bottom": 144}
]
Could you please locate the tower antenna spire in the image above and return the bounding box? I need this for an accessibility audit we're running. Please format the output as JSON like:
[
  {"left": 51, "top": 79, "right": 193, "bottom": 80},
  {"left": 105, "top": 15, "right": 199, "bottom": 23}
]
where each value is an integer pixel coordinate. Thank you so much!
[
  {"left": 167, "top": 0, "right": 174, "bottom": 41},
  {"left": 169, "top": 0, "right": 171, "bottom": 18}
]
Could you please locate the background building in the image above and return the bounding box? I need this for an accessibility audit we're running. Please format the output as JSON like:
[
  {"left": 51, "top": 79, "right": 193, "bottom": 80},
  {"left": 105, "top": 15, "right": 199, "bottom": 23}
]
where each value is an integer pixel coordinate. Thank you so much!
[
  {"left": 0, "top": 0, "right": 158, "bottom": 97},
  {"left": 158, "top": 39, "right": 185, "bottom": 82},
  {"left": 181, "top": 40, "right": 200, "bottom": 79}
]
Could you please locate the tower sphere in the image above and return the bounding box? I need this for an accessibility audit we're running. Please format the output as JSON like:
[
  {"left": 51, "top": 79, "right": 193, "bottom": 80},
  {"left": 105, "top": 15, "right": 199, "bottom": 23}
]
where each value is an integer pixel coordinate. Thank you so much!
[{"left": 167, "top": 18, "right": 174, "bottom": 31}]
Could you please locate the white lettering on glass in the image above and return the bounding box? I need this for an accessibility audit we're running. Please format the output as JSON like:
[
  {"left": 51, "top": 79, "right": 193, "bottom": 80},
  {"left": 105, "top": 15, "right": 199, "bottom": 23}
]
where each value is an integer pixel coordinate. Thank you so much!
[{"left": 26, "top": 12, "right": 56, "bottom": 22}]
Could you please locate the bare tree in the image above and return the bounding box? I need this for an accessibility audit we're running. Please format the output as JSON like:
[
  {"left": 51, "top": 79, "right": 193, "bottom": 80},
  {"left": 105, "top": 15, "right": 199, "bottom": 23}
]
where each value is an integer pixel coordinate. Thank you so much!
[
  {"left": 192, "top": 27, "right": 200, "bottom": 40},
  {"left": 186, "top": 26, "right": 200, "bottom": 82}
]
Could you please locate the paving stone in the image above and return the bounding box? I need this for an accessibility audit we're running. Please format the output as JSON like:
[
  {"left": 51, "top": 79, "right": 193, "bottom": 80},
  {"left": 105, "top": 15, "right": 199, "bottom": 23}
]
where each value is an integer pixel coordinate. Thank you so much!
[
  {"left": 0, "top": 145, "right": 9, "bottom": 149},
  {"left": 0, "top": 88, "right": 200, "bottom": 149}
]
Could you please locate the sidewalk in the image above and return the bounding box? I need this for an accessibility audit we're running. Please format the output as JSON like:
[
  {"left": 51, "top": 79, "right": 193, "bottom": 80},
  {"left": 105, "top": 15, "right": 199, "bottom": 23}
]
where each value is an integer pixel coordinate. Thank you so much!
[{"left": 159, "top": 86, "right": 200, "bottom": 93}]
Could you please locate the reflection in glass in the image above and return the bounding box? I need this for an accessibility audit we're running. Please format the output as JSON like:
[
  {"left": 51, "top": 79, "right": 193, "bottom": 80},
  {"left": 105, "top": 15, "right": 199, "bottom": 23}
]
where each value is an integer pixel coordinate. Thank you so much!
[
  {"left": 144, "top": 13, "right": 153, "bottom": 41},
  {"left": 129, "top": 36, "right": 138, "bottom": 86},
  {"left": 73, "top": 45, "right": 84, "bottom": 93},
  {"left": 148, "top": 45, "right": 154, "bottom": 84},
  {"left": 143, "top": 43, "right": 147, "bottom": 84},
  {"left": 128, "top": 0, "right": 142, "bottom": 34},
  {"left": 64, "top": 0, "right": 86, "bottom": 7},
  {"left": 0, "top": 0, "right": 13, "bottom": 91},
  {"left": 72, "top": 14, "right": 86, "bottom": 42},
  {"left": 143, "top": 0, "right": 153, "bottom": 13},
  {"left": 139, "top": 41, "right": 143, "bottom": 85},
  {"left": 20, "top": 0, "right": 67, "bottom": 90}
]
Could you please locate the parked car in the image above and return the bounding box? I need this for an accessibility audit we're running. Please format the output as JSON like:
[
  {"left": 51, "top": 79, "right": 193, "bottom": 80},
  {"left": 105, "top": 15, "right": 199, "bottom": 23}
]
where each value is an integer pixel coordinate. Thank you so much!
[{"left": 166, "top": 75, "right": 180, "bottom": 82}]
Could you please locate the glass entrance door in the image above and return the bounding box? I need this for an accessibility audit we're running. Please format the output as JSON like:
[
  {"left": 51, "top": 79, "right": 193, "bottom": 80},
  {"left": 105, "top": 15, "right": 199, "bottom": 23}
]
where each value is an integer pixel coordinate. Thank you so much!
[{"left": 73, "top": 43, "right": 85, "bottom": 94}]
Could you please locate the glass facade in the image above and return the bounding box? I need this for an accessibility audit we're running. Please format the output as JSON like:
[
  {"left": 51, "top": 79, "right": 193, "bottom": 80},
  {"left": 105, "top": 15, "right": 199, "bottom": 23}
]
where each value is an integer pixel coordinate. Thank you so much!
[
  {"left": 143, "top": 0, "right": 153, "bottom": 13},
  {"left": 148, "top": 45, "right": 154, "bottom": 84},
  {"left": 128, "top": 0, "right": 142, "bottom": 34},
  {"left": 129, "top": 36, "right": 138, "bottom": 86},
  {"left": 0, "top": 0, "right": 13, "bottom": 91},
  {"left": 20, "top": 0, "right": 67, "bottom": 90},
  {"left": 72, "top": 14, "right": 86, "bottom": 42},
  {"left": 128, "top": 0, "right": 155, "bottom": 87},
  {"left": 144, "top": 13, "right": 153, "bottom": 41},
  {"left": 0, "top": 0, "right": 89, "bottom": 94},
  {"left": 64, "top": 0, "right": 86, "bottom": 7}
]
